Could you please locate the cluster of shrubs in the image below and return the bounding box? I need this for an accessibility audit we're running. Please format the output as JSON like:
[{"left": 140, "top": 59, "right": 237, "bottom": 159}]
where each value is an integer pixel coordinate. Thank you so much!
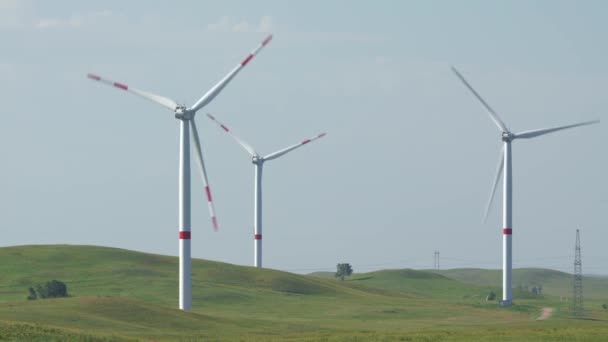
[
  {"left": 486, "top": 284, "right": 544, "bottom": 301},
  {"left": 27, "top": 280, "right": 68, "bottom": 300},
  {"left": 517, "top": 284, "right": 543, "bottom": 295}
]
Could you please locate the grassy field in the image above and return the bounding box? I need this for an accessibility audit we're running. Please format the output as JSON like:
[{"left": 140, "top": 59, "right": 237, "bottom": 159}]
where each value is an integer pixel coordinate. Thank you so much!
[
  {"left": 430, "top": 268, "right": 608, "bottom": 299},
  {"left": 0, "top": 245, "right": 607, "bottom": 341}
]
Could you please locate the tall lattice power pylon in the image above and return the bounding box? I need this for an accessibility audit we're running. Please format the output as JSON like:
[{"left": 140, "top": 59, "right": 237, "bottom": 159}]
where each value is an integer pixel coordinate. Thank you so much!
[
  {"left": 434, "top": 251, "right": 440, "bottom": 270},
  {"left": 572, "top": 229, "right": 584, "bottom": 317}
]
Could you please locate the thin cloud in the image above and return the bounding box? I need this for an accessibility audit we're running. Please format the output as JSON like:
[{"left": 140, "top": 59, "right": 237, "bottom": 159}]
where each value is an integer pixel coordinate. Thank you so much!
[
  {"left": 207, "top": 15, "right": 273, "bottom": 33},
  {"left": 36, "top": 10, "right": 117, "bottom": 29},
  {"left": 0, "top": 62, "right": 15, "bottom": 78},
  {"left": 296, "top": 31, "right": 389, "bottom": 43},
  {"left": 0, "top": 0, "right": 26, "bottom": 28},
  {"left": 258, "top": 16, "right": 272, "bottom": 33},
  {"left": 0, "top": 0, "right": 19, "bottom": 10}
]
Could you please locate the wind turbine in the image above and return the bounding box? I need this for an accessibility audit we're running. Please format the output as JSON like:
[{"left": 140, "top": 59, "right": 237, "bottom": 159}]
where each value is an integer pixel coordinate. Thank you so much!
[
  {"left": 451, "top": 66, "right": 599, "bottom": 306},
  {"left": 87, "top": 34, "right": 273, "bottom": 311},
  {"left": 207, "top": 113, "right": 326, "bottom": 268}
]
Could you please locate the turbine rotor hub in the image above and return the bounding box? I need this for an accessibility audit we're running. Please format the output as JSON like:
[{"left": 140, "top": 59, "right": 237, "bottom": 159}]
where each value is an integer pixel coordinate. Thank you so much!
[
  {"left": 175, "top": 107, "right": 193, "bottom": 120},
  {"left": 502, "top": 131, "right": 514, "bottom": 142}
]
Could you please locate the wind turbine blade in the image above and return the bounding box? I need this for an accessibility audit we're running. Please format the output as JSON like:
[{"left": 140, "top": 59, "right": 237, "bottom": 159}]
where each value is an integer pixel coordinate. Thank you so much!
[
  {"left": 450, "top": 66, "right": 509, "bottom": 132},
  {"left": 514, "top": 120, "right": 600, "bottom": 139},
  {"left": 87, "top": 73, "right": 178, "bottom": 111},
  {"left": 206, "top": 113, "right": 258, "bottom": 157},
  {"left": 189, "top": 35, "right": 273, "bottom": 112},
  {"left": 483, "top": 146, "right": 505, "bottom": 222},
  {"left": 190, "top": 119, "right": 219, "bottom": 231},
  {"left": 263, "top": 132, "right": 326, "bottom": 161}
]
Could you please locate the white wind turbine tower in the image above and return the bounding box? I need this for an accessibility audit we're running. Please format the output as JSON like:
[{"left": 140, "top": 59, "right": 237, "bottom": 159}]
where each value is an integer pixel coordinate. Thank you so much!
[
  {"left": 87, "top": 35, "right": 273, "bottom": 311},
  {"left": 451, "top": 66, "right": 599, "bottom": 306},
  {"left": 207, "top": 113, "right": 326, "bottom": 268}
]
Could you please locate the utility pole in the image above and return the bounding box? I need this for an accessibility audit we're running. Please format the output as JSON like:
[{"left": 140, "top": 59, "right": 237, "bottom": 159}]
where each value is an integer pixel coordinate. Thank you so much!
[
  {"left": 434, "top": 251, "right": 440, "bottom": 270},
  {"left": 572, "top": 229, "right": 584, "bottom": 317}
]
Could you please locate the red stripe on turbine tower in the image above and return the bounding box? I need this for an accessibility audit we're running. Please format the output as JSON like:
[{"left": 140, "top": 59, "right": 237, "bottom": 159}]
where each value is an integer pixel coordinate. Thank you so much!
[
  {"left": 241, "top": 54, "right": 254, "bottom": 66},
  {"left": 114, "top": 82, "right": 128, "bottom": 90},
  {"left": 503, "top": 228, "right": 512, "bottom": 235},
  {"left": 254, "top": 234, "right": 262, "bottom": 240},
  {"left": 179, "top": 231, "right": 191, "bottom": 239}
]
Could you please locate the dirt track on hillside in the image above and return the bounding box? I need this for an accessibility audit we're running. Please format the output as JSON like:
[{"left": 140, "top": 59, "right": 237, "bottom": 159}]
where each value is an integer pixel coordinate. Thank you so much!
[{"left": 537, "top": 307, "right": 554, "bottom": 320}]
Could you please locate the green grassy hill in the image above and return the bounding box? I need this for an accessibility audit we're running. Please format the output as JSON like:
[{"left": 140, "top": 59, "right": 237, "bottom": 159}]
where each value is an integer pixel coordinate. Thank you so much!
[
  {"left": 431, "top": 268, "right": 608, "bottom": 299},
  {"left": 0, "top": 245, "right": 606, "bottom": 341},
  {"left": 0, "top": 244, "right": 350, "bottom": 304},
  {"left": 348, "top": 269, "right": 491, "bottom": 300},
  {"left": 307, "top": 271, "right": 334, "bottom": 278},
  {"left": 323, "top": 269, "right": 555, "bottom": 302}
]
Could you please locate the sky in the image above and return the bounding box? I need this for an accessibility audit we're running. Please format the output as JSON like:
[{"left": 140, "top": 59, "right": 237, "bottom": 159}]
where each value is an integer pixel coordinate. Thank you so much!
[{"left": 0, "top": 0, "right": 606, "bottom": 275}]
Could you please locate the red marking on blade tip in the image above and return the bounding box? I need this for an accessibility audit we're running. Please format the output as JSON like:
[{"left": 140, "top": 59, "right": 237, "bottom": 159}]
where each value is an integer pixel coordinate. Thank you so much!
[
  {"left": 241, "top": 54, "right": 254, "bottom": 66},
  {"left": 503, "top": 228, "right": 512, "bottom": 235},
  {"left": 262, "top": 35, "right": 273, "bottom": 45},
  {"left": 205, "top": 186, "right": 212, "bottom": 202},
  {"left": 179, "top": 231, "right": 191, "bottom": 239},
  {"left": 207, "top": 114, "right": 216, "bottom": 120},
  {"left": 254, "top": 234, "right": 262, "bottom": 240},
  {"left": 212, "top": 217, "right": 218, "bottom": 231},
  {"left": 302, "top": 139, "right": 311, "bottom": 144},
  {"left": 220, "top": 125, "right": 229, "bottom": 132},
  {"left": 318, "top": 133, "right": 327, "bottom": 138},
  {"left": 87, "top": 74, "right": 101, "bottom": 81},
  {"left": 113, "top": 82, "right": 128, "bottom": 90}
]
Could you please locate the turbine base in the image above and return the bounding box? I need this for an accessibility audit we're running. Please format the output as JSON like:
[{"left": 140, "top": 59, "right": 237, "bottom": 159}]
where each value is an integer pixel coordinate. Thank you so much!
[{"left": 499, "top": 299, "right": 512, "bottom": 307}]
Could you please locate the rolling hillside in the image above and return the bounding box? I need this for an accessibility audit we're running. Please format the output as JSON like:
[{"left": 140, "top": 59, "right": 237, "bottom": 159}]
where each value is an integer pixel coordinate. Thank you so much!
[
  {"left": 348, "top": 269, "right": 491, "bottom": 300},
  {"left": 0, "top": 245, "right": 606, "bottom": 341},
  {"left": 431, "top": 268, "right": 608, "bottom": 299},
  {"left": 311, "top": 267, "right": 608, "bottom": 301}
]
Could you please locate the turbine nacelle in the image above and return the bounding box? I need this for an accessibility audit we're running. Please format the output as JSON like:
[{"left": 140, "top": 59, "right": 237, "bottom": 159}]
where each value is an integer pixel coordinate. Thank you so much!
[
  {"left": 501, "top": 131, "right": 514, "bottom": 142},
  {"left": 252, "top": 155, "right": 264, "bottom": 165},
  {"left": 174, "top": 106, "right": 193, "bottom": 120}
]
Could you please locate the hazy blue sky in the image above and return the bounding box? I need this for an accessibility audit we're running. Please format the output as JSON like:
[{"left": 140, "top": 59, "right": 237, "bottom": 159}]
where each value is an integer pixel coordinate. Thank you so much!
[{"left": 1, "top": 1, "right": 605, "bottom": 274}]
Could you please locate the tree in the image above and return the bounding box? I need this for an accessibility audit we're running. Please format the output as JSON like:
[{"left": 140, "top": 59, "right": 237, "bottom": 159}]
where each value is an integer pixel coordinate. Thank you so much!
[
  {"left": 486, "top": 291, "right": 496, "bottom": 301},
  {"left": 335, "top": 263, "right": 353, "bottom": 281},
  {"left": 35, "top": 284, "right": 48, "bottom": 299},
  {"left": 33, "top": 280, "right": 68, "bottom": 299},
  {"left": 47, "top": 280, "right": 68, "bottom": 298},
  {"left": 602, "top": 304, "right": 607, "bottom": 311},
  {"left": 26, "top": 287, "right": 37, "bottom": 300}
]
